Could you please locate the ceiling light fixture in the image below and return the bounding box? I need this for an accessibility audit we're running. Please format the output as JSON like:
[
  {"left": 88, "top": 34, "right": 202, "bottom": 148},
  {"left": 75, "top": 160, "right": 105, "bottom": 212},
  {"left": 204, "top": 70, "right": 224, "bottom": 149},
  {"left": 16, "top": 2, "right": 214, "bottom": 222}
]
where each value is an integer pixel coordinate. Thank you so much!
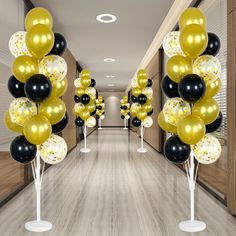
[
  {"left": 96, "top": 14, "right": 117, "bottom": 23},
  {"left": 104, "top": 58, "right": 116, "bottom": 62},
  {"left": 106, "top": 75, "right": 115, "bottom": 78},
  {"left": 108, "top": 84, "right": 115, "bottom": 87}
]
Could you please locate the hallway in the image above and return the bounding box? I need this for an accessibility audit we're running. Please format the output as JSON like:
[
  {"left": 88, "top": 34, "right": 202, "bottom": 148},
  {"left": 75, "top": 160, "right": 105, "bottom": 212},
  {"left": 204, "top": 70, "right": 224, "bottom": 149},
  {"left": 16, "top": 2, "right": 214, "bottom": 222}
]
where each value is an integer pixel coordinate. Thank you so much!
[{"left": 0, "top": 129, "right": 235, "bottom": 236}]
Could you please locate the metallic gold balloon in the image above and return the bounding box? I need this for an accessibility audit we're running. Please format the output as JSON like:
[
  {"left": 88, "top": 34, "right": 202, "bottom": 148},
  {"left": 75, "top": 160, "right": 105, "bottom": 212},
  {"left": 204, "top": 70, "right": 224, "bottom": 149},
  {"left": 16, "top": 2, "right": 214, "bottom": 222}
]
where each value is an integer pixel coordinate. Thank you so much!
[
  {"left": 23, "top": 114, "right": 52, "bottom": 145},
  {"left": 49, "top": 78, "right": 68, "bottom": 99},
  {"left": 75, "top": 87, "right": 85, "bottom": 97},
  {"left": 123, "top": 95, "right": 128, "bottom": 102},
  {"left": 39, "top": 97, "right": 66, "bottom": 125},
  {"left": 132, "top": 87, "right": 142, "bottom": 97},
  {"left": 9, "top": 97, "right": 37, "bottom": 126},
  {"left": 81, "top": 77, "right": 91, "bottom": 88},
  {"left": 192, "top": 97, "right": 219, "bottom": 125},
  {"left": 163, "top": 97, "right": 191, "bottom": 126},
  {"left": 130, "top": 103, "right": 141, "bottom": 116},
  {"left": 179, "top": 7, "right": 206, "bottom": 31},
  {"left": 157, "top": 111, "right": 177, "bottom": 133},
  {"left": 25, "top": 7, "right": 53, "bottom": 31},
  {"left": 80, "top": 110, "right": 90, "bottom": 120},
  {"left": 26, "top": 24, "right": 54, "bottom": 59},
  {"left": 137, "top": 76, "right": 148, "bottom": 89},
  {"left": 137, "top": 108, "right": 147, "bottom": 121},
  {"left": 166, "top": 55, "right": 192, "bottom": 83},
  {"left": 177, "top": 115, "right": 205, "bottom": 145},
  {"left": 12, "top": 55, "right": 38, "bottom": 83},
  {"left": 81, "top": 69, "right": 91, "bottom": 79},
  {"left": 4, "top": 111, "right": 23, "bottom": 133},
  {"left": 142, "top": 103, "right": 153, "bottom": 113},
  {"left": 202, "top": 78, "right": 221, "bottom": 99},
  {"left": 73, "top": 103, "right": 85, "bottom": 116},
  {"left": 98, "top": 95, "right": 103, "bottom": 103},
  {"left": 86, "top": 101, "right": 96, "bottom": 113},
  {"left": 137, "top": 69, "right": 148, "bottom": 80},
  {"left": 180, "top": 24, "right": 208, "bottom": 59}
]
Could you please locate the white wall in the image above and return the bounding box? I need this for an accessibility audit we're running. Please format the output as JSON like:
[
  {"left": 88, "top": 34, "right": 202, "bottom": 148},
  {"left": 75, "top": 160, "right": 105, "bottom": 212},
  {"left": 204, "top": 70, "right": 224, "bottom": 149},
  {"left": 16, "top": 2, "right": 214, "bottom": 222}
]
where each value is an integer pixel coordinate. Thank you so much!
[{"left": 100, "top": 92, "right": 125, "bottom": 127}]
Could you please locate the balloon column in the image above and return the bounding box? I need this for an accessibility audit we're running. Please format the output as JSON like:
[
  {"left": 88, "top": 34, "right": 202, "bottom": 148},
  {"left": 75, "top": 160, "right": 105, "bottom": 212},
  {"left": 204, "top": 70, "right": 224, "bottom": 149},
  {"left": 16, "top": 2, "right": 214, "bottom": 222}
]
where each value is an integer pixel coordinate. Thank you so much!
[
  {"left": 131, "top": 69, "right": 154, "bottom": 153},
  {"left": 6, "top": 7, "right": 68, "bottom": 232},
  {"left": 73, "top": 70, "right": 97, "bottom": 153},
  {"left": 96, "top": 95, "right": 105, "bottom": 130},
  {"left": 159, "top": 7, "right": 222, "bottom": 232},
  {"left": 120, "top": 95, "right": 130, "bottom": 130}
]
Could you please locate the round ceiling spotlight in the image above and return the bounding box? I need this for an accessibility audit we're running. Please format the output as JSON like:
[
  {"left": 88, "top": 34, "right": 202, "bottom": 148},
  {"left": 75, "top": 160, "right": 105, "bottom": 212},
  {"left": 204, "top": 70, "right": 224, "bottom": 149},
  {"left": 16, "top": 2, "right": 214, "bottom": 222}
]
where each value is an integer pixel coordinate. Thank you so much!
[
  {"left": 107, "top": 84, "right": 115, "bottom": 87},
  {"left": 106, "top": 75, "right": 115, "bottom": 78},
  {"left": 96, "top": 14, "right": 117, "bottom": 23},
  {"left": 104, "top": 58, "right": 116, "bottom": 62}
]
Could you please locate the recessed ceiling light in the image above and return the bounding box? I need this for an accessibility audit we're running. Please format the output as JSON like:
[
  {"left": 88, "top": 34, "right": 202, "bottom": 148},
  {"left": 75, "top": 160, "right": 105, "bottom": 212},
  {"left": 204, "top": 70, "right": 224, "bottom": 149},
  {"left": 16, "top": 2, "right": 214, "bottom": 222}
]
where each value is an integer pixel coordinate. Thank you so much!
[
  {"left": 106, "top": 75, "right": 115, "bottom": 78},
  {"left": 104, "top": 58, "right": 116, "bottom": 62},
  {"left": 96, "top": 14, "right": 117, "bottom": 23},
  {"left": 108, "top": 84, "right": 115, "bottom": 87}
]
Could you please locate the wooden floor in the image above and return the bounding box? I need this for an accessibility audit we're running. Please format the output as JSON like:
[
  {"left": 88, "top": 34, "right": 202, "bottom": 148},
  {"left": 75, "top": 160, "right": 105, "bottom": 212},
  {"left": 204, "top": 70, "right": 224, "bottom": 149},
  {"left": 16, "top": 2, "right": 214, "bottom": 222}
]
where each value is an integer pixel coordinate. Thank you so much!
[{"left": 0, "top": 128, "right": 236, "bottom": 236}]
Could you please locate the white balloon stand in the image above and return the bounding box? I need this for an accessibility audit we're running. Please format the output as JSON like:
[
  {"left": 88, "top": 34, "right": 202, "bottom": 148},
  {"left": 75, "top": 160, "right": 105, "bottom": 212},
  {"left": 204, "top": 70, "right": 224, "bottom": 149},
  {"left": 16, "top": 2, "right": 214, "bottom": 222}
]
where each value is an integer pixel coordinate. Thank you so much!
[
  {"left": 179, "top": 151, "right": 206, "bottom": 232},
  {"left": 25, "top": 152, "right": 52, "bottom": 232},
  {"left": 98, "top": 118, "right": 102, "bottom": 130},
  {"left": 80, "top": 125, "right": 91, "bottom": 153},
  {"left": 137, "top": 123, "right": 147, "bottom": 153},
  {"left": 123, "top": 119, "right": 128, "bottom": 130}
]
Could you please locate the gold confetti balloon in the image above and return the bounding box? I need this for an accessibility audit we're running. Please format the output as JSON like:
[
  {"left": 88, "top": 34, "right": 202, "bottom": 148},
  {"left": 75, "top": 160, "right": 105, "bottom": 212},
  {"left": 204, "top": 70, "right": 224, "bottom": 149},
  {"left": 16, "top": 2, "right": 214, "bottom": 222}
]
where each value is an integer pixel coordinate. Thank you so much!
[
  {"left": 163, "top": 31, "right": 185, "bottom": 57},
  {"left": 142, "top": 87, "right": 153, "bottom": 99},
  {"left": 130, "top": 103, "right": 141, "bottom": 116},
  {"left": 192, "top": 134, "right": 221, "bottom": 165},
  {"left": 4, "top": 111, "right": 23, "bottom": 133},
  {"left": 73, "top": 103, "right": 85, "bottom": 116},
  {"left": 143, "top": 116, "right": 153, "bottom": 128},
  {"left": 39, "top": 134, "right": 67, "bottom": 165},
  {"left": 85, "top": 87, "right": 96, "bottom": 100},
  {"left": 9, "top": 31, "right": 31, "bottom": 58},
  {"left": 163, "top": 97, "right": 191, "bottom": 126},
  {"left": 74, "top": 78, "right": 81, "bottom": 88},
  {"left": 39, "top": 55, "right": 67, "bottom": 83},
  {"left": 86, "top": 116, "right": 96, "bottom": 128},
  {"left": 9, "top": 97, "right": 37, "bottom": 126},
  {"left": 157, "top": 111, "right": 177, "bottom": 133}
]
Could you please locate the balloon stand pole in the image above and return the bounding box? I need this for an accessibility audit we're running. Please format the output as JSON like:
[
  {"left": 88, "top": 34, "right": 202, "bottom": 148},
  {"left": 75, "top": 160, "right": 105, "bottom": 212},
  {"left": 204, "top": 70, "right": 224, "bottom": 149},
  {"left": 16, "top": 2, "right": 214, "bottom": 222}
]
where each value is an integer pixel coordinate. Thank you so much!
[
  {"left": 98, "top": 119, "right": 102, "bottom": 130},
  {"left": 179, "top": 151, "right": 206, "bottom": 232},
  {"left": 25, "top": 152, "right": 52, "bottom": 232},
  {"left": 81, "top": 125, "right": 91, "bottom": 153},
  {"left": 137, "top": 123, "right": 147, "bottom": 153},
  {"left": 123, "top": 119, "right": 128, "bottom": 130}
]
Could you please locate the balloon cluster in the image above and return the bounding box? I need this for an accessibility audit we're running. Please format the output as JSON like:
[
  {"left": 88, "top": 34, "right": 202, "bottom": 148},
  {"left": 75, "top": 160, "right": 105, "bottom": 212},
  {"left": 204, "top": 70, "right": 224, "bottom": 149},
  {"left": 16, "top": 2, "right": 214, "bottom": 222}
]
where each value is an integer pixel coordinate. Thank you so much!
[
  {"left": 158, "top": 7, "right": 222, "bottom": 164},
  {"left": 6, "top": 7, "right": 68, "bottom": 165},
  {"left": 96, "top": 95, "right": 105, "bottom": 120},
  {"left": 73, "top": 70, "right": 97, "bottom": 128},
  {"left": 131, "top": 69, "right": 153, "bottom": 128},
  {"left": 120, "top": 95, "right": 130, "bottom": 120}
]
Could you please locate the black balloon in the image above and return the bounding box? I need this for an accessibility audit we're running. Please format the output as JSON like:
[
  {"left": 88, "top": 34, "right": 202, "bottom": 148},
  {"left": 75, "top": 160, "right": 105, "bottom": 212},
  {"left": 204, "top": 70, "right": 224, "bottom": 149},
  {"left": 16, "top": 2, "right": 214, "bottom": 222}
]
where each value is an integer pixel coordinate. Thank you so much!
[
  {"left": 97, "top": 105, "right": 102, "bottom": 110},
  {"left": 147, "top": 109, "right": 153, "bottom": 116},
  {"left": 10, "top": 135, "right": 36, "bottom": 164},
  {"left": 74, "top": 95, "right": 80, "bottom": 103},
  {"left": 52, "top": 112, "right": 69, "bottom": 133},
  {"left": 132, "top": 117, "right": 141, "bottom": 127},
  {"left": 206, "top": 112, "right": 223, "bottom": 133},
  {"left": 96, "top": 115, "right": 100, "bottom": 119},
  {"left": 49, "top": 33, "right": 67, "bottom": 56},
  {"left": 164, "top": 135, "right": 190, "bottom": 163},
  {"left": 161, "top": 75, "right": 179, "bottom": 98},
  {"left": 90, "top": 110, "right": 96, "bottom": 116},
  {"left": 123, "top": 106, "right": 128, "bottom": 110},
  {"left": 8, "top": 75, "right": 25, "bottom": 98},
  {"left": 178, "top": 74, "right": 206, "bottom": 103},
  {"left": 147, "top": 78, "right": 153, "bottom": 87},
  {"left": 24, "top": 74, "right": 52, "bottom": 103},
  {"left": 121, "top": 115, "right": 125, "bottom": 119},
  {"left": 131, "top": 95, "right": 137, "bottom": 103},
  {"left": 80, "top": 94, "right": 90, "bottom": 105},
  {"left": 137, "top": 94, "right": 147, "bottom": 105},
  {"left": 75, "top": 117, "right": 84, "bottom": 127},
  {"left": 89, "top": 78, "right": 96, "bottom": 87},
  {"left": 202, "top": 32, "right": 221, "bottom": 56}
]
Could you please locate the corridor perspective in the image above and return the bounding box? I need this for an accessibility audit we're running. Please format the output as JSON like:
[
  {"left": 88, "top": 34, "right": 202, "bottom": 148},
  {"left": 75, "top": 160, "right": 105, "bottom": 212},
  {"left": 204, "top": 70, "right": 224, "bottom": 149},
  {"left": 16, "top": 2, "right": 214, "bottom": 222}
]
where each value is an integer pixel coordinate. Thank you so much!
[{"left": 0, "top": 129, "right": 235, "bottom": 236}]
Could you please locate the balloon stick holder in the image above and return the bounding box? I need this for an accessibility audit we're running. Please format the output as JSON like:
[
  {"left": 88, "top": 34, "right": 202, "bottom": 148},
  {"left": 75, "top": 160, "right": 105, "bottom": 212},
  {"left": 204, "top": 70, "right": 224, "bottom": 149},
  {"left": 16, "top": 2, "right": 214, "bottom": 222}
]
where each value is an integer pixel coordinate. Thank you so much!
[
  {"left": 123, "top": 119, "right": 128, "bottom": 130},
  {"left": 179, "top": 151, "right": 206, "bottom": 232},
  {"left": 25, "top": 151, "right": 52, "bottom": 232},
  {"left": 137, "top": 123, "right": 147, "bottom": 153},
  {"left": 98, "top": 118, "right": 102, "bottom": 130},
  {"left": 80, "top": 125, "right": 91, "bottom": 153}
]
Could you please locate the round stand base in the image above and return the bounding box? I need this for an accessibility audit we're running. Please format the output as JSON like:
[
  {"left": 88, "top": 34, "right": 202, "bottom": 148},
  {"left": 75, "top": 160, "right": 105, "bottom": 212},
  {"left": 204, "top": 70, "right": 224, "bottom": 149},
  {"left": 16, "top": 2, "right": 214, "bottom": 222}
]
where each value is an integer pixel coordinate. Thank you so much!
[
  {"left": 137, "top": 148, "right": 147, "bottom": 153},
  {"left": 25, "top": 220, "right": 52, "bottom": 232},
  {"left": 179, "top": 220, "right": 206, "bottom": 232},
  {"left": 123, "top": 127, "right": 128, "bottom": 130},
  {"left": 98, "top": 127, "right": 102, "bottom": 130},
  {"left": 80, "top": 148, "right": 91, "bottom": 153}
]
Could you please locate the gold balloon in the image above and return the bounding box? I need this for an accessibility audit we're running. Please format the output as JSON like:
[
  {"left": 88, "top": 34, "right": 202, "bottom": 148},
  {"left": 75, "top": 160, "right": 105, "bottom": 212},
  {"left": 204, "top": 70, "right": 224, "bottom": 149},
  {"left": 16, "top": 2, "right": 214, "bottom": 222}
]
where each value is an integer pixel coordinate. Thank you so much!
[
  {"left": 26, "top": 24, "right": 54, "bottom": 59},
  {"left": 203, "top": 78, "right": 221, "bottom": 99},
  {"left": 12, "top": 55, "right": 38, "bottom": 83},
  {"left": 75, "top": 87, "right": 85, "bottom": 97},
  {"left": 177, "top": 115, "right": 205, "bottom": 145},
  {"left": 130, "top": 103, "right": 141, "bottom": 116},
  {"left": 179, "top": 7, "right": 206, "bottom": 31},
  {"left": 81, "top": 69, "right": 91, "bottom": 79},
  {"left": 137, "top": 69, "right": 148, "bottom": 80},
  {"left": 86, "top": 101, "right": 96, "bottom": 113},
  {"left": 49, "top": 78, "right": 68, "bottom": 99},
  {"left": 25, "top": 7, "right": 53, "bottom": 31},
  {"left": 137, "top": 108, "right": 147, "bottom": 121},
  {"left": 123, "top": 95, "right": 128, "bottom": 102},
  {"left": 132, "top": 87, "right": 142, "bottom": 97},
  {"left": 80, "top": 110, "right": 90, "bottom": 120},
  {"left": 180, "top": 24, "right": 208, "bottom": 59},
  {"left": 142, "top": 103, "right": 153, "bottom": 113},
  {"left": 157, "top": 111, "right": 177, "bottom": 133},
  {"left": 39, "top": 97, "right": 66, "bottom": 125},
  {"left": 81, "top": 77, "right": 91, "bottom": 88},
  {"left": 192, "top": 97, "right": 219, "bottom": 125},
  {"left": 137, "top": 76, "right": 148, "bottom": 89},
  {"left": 166, "top": 55, "right": 192, "bottom": 83},
  {"left": 4, "top": 111, "right": 23, "bottom": 133},
  {"left": 23, "top": 114, "right": 52, "bottom": 145},
  {"left": 98, "top": 96, "right": 103, "bottom": 103},
  {"left": 142, "top": 87, "right": 153, "bottom": 99},
  {"left": 73, "top": 103, "right": 85, "bottom": 116}
]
